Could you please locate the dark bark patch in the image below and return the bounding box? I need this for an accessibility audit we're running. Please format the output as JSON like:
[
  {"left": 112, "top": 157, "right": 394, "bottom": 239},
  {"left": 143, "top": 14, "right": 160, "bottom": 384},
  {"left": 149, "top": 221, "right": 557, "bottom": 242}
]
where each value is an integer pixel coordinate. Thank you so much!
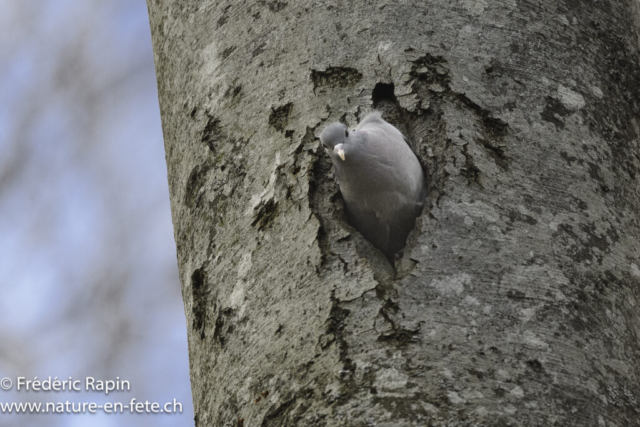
[
  {"left": 207, "top": 223, "right": 217, "bottom": 258},
  {"left": 480, "top": 115, "right": 509, "bottom": 139},
  {"left": 526, "top": 359, "right": 545, "bottom": 374},
  {"left": 184, "top": 160, "right": 214, "bottom": 210},
  {"left": 555, "top": 222, "right": 610, "bottom": 264},
  {"left": 216, "top": 5, "right": 231, "bottom": 29},
  {"left": 454, "top": 95, "right": 511, "bottom": 171},
  {"left": 221, "top": 46, "right": 236, "bottom": 60},
  {"left": 587, "top": 162, "right": 602, "bottom": 182},
  {"left": 589, "top": 166, "right": 612, "bottom": 194},
  {"left": 268, "top": 102, "right": 293, "bottom": 132},
  {"left": 506, "top": 209, "right": 538, "bottom": 225},
  {"left": 305, "top": 127, "right": 336, "bottom": 267},
  {"left": 521, "top": 193, "right": 543, "bottom": 215},
  {"left": 376, "top": 285, "right": 420, "bottom": 348},
  {"left": 483, "top": 58, "right": 509, "bottom": 78},
  {"left": 267, "top": 1, "right": 288, "bottom": 12},
  {"left": 310, "top": 67, "right": 363, "bottom": 91},
  {"left": 410, "top": 53, "right": 451, "bottom": 87},
  {"left": 461, "top": 144, "right": 481, "bottom": 187},
  {"left": 559, "top": 151, "right": 580, "bottom": 166},
  {"left": 259, "top": 395, "right": 297, "bottom": 427},
  {"left": 568, "top": 301, "right": 603, "bottom": 336},
  {"left": 455, "top": 93, "right": 509, "bottom": 140},
  {"left": 569, "top": 195, "right": 589, "bottom": 212},
  {"left": 476, "top": 136, "right": 509, "bottom": 171},
  {"left": 541, "top": 97, "right": 571, "bottom": 130},
  {"left": 506, "top": 289, "right": 527, "bottom": 300},
  {"left": 374, "top": 295, "right": 420, "bottom": 346},
  {"left": 201, "top": 113, "right": 224, "bottom": 152},
  {"left": 323, "top": 293, "right": 350, "bottom": 353},
  {"left": 191, "top": 268, "right": 209, "bottom": 339},
  {"left": 468, "top": 368, "right": 485, "bottom": 379},
  {"left": 557, "top": 224, "right": 594, "bottom": 263},
  {"left": 579, "top": 223, "right": 610, "bottom": 253},
  {"left": 252, "top": 42, "right": 266, "bottom": 58},
  {"left": 376, "top": 321, "right": 420, "bottom": 347},
  {"left": 372, "top": 396, "right": 431, "bottom": 422},
  {"left": 493, "top": 387, "right": 507, "bottom": 397},
  {"left": 206, "top": 194, "right": 227, "bottom": 258},
  {"left": 584, "top": 28, "right": 640, "bottom": 147},
  {"left": 213, "top": 307, "right": 237, "bottom": 347},
  {"left": 320, "top": 293, "right": 359, "bottom": 402},
  {"left": 503, "top": 100, "right": 517, "bottom": 111},
  {"left": 224, "top": 85, "right": 243, "bottom": 105},
  {"left": 251, "top": 199, "right": 279, "bottom": 231}
]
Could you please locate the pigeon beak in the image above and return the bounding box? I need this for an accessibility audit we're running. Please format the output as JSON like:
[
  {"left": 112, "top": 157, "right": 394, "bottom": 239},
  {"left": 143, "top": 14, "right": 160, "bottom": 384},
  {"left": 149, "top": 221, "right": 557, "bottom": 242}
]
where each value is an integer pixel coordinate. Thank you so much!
[{"left": 334, "top": 144, "right": 345, "bottom": 161}]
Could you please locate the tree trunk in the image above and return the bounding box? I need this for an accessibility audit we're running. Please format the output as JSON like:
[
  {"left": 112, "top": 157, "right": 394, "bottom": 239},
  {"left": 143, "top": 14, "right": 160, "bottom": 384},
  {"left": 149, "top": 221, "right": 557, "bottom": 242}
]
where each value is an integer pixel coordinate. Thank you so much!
[{"left": 147, "top": 0, "right": 640, "bottom": 425}]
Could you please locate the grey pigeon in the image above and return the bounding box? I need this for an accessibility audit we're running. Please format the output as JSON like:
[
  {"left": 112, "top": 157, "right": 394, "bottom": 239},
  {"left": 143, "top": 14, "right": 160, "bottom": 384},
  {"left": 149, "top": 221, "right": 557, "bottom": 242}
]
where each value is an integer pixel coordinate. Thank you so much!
[{"left": 319, "top": 111, "right": 426, "bottom": 260}]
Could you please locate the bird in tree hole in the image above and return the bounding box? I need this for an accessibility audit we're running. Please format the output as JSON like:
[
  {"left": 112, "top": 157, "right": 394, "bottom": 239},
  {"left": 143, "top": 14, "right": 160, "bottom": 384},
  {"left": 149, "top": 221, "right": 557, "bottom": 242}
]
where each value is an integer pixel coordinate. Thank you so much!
[{"left": 320, "top": 111, "right": 427, "bottom": 261}]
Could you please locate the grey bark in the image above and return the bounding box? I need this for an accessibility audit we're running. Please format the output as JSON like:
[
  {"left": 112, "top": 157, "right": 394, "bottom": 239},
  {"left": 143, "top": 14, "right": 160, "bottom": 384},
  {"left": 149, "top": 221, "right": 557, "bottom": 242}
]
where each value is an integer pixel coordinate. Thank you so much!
[{"left": 147, "top": 1, "right": 640, "bottom": 426}]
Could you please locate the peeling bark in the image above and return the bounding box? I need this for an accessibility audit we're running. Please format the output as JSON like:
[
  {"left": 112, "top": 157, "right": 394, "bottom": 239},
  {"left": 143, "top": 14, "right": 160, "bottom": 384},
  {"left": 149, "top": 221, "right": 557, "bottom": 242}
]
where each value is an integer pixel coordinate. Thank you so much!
[{"left": 147, "top": 0, "right": 640, "bottom": 425}]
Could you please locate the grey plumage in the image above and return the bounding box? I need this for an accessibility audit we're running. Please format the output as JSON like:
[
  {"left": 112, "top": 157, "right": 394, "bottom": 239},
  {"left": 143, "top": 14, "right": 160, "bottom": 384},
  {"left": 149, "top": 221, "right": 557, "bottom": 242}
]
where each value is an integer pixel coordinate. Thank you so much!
[{"left": 319, "top": 111, "right": 427, "bottom": 260}]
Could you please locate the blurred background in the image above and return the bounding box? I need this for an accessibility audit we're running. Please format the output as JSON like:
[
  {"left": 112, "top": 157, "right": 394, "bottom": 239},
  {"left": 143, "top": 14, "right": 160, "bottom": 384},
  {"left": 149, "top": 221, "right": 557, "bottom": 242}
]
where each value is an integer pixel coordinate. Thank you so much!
[{"left": 0, "top": 1, "right": 193, "bottom": 426}]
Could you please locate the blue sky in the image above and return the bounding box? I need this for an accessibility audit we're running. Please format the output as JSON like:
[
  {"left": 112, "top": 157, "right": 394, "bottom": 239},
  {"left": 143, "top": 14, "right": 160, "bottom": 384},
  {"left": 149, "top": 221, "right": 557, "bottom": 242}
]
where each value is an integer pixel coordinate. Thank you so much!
[{"left": 0, "top": 1, "right": 193, "bottom": 425}]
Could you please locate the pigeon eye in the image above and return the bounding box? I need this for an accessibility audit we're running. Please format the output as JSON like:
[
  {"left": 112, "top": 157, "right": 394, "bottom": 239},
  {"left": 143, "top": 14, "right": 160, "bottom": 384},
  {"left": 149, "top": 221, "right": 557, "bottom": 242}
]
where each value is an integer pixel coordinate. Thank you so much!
[{"left": 345, "top": 129, "right": 349, "bottom": 138}]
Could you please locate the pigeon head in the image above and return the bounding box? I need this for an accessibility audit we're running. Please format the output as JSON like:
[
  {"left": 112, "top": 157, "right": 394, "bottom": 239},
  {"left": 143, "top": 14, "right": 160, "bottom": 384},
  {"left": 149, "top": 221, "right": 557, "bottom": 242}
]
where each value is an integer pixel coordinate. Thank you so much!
[{"left": 319, "top": 122, "right": 350, "bottom": 161}]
